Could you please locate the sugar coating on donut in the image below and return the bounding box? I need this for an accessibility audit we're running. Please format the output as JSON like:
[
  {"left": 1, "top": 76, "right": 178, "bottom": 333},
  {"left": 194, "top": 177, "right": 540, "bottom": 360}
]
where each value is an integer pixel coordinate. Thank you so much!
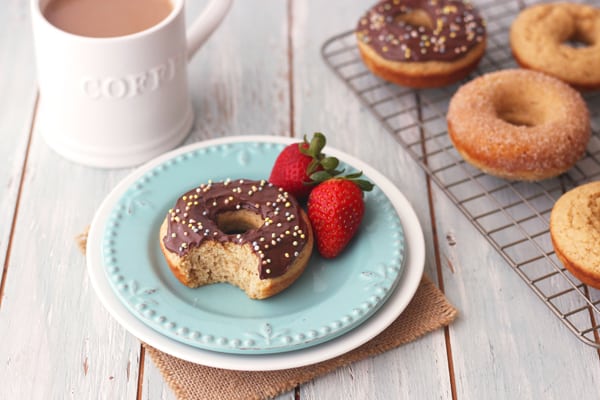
[
  {"left": 447, "top": 69, "right": 590, "bottom": 181},
  {"left": 160, "top": 178, "right": 314, "bottom": 299},
  {"left": 550, "top": 181, "right": 600, "bottom": 288},
  {"left": 510, "top": 3, "right": 600, "bottom": 89}
]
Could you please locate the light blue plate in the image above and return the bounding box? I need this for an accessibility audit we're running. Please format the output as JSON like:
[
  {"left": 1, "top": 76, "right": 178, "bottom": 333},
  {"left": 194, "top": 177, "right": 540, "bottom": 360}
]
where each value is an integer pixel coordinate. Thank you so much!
[{"left": 101, "top": 139, "right": 406, "bottom": 354}]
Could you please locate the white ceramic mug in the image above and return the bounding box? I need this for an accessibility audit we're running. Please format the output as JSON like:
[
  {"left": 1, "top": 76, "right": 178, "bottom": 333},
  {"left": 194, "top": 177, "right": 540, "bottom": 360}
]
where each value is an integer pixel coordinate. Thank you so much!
[{"left": 31, "top": 0, "right": 233, "bottom": 168}]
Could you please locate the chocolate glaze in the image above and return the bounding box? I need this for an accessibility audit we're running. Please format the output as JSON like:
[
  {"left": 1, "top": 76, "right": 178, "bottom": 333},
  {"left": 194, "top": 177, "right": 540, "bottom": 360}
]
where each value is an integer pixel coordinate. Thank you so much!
[
  {"left": 356, "top": 0, "right": 486, "bottom": 62},
  {"left": 163, "top": 179, "right": 310, "bottom": 280}
]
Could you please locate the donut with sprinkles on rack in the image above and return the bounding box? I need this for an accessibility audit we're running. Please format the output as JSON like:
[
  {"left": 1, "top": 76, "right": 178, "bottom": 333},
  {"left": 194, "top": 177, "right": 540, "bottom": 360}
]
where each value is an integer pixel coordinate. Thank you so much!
[
  {"left": 159, "top": 178, "right": 314, "bottom": 300},
  {"left": 355, "top": 0, "right": 486, "bottom": 88}
]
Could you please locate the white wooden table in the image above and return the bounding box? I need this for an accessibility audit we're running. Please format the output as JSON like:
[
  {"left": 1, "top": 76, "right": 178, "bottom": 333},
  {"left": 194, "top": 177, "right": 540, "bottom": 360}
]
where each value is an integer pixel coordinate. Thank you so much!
[{"left": 2, "top": 0, "right": 600, "bottom": 399}]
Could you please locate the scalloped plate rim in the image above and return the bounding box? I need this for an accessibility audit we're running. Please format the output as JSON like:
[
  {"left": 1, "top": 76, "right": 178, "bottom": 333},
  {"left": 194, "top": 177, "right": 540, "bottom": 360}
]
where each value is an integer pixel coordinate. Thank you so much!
[
  {"left": 86, "top": 135, "right": 425, "bottom": 369},
  {"left": 101, "top": 138, "right": 405, "bottom": 354}
]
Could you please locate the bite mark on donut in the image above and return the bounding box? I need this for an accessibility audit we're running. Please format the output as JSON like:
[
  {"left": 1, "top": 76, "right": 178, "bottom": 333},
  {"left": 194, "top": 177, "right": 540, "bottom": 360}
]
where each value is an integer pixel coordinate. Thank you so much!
[{"left": 159, "top": 179, "right": 314, "bottom": 299}]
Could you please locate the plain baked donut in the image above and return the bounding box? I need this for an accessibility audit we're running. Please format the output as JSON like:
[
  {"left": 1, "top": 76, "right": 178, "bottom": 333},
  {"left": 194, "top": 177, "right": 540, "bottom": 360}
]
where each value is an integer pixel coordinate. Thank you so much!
[
  {"left": 550, "top": 181, "right": 600, "bottom": 289},
  {"left": 160, "top": 178, "right": 313, "bottom": 299},
  {"left": 510, "top": 3, "right": 600, "bottom": 90},
  {"left": 356, "top": 0, "right": 486, "bottom": 88},
  {"left": 447, "top": 69, "right": 590, "bottom": 181}
]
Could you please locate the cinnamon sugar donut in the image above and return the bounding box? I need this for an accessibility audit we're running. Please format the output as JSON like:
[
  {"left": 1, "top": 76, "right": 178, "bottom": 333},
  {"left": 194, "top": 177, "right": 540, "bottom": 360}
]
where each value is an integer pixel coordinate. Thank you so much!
[
  {"left": 356, "top": 0, "right": 486, "bottom": 88},
  {"left": 550, "top": 181, "right": 600, "bottom": 289},
  {"left": 160, "top": 178, "right": 313, "bottom": 299},
  {"left": 510, "top": 3, "right": 600, "bottom": 90},
  {"left": 447, "top": 69, "right": 590, "bottom": 181}
]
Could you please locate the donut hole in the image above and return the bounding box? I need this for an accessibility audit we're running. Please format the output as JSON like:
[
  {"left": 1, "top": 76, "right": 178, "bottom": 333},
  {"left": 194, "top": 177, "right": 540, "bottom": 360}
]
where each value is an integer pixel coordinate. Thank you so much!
[
  {"left": 216, "top": 210, "right": 264, "bottom": 235},
  {"left": 494, "top": 94, "right": 550, "bottom": 127},
  {"left": 562, "top": 18, "right": 598, "bottom": 48},
  {"left": 562, "top": 31, "right": 593, "bottom": 48},
  {"left": 563, "top": 38, "right": 590, "bottom": 49},
  {"left": 395, "top": 9, "right": 434, "bottom": 30},
  {"left": 496, "top": 107, "right": 537, "bottom": 127}
]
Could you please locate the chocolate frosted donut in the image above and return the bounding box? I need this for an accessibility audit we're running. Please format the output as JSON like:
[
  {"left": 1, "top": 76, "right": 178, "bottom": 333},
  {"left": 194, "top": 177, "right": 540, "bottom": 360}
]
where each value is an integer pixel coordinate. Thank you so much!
[
  {"left": 356, "top": 0, "right": 486, "bottom": 88},
  {"left": 160, "top": 178, "right": 313, "bottom": 299},
  {"left": 447, "top": 69, "right": 590, "bottom": 181}
]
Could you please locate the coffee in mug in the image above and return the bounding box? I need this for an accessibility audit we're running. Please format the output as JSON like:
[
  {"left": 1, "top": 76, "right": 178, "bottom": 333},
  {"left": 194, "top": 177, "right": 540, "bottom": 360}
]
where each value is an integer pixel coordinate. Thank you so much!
[{"left": 43, "top": 0, "right": 174, "bottom": 38}]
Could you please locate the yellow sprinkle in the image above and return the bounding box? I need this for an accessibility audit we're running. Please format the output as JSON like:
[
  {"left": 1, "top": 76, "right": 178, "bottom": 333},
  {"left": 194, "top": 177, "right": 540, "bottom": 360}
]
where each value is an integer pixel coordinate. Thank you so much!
[{"left": 442, "top": 5, "right": 457, "bottom": 14}]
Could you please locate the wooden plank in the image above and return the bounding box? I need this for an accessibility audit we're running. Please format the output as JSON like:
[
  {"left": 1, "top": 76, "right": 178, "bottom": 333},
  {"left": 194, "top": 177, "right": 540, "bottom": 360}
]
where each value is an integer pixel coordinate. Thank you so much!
[
  {"left": 0, "top": 0, "right": 38, "bottom": 290},
  {"left": 0, "top": 0, "right": 148, "bottom": 396},
  {"left": 184, "top": 0, "right": 291, "bottom": 142},
  {"left": 292, "top": 1, "right": 453, "bottom": 398},
  {"left": 138, "top": 0, "right": 294, "bottom": 398},
  {"left": 0, "top": 129, "right": 142, "bottom": 398},
  {"left": 434, "top": 184, "right": 600, "bottom": 399},
  {"left": 142, "top": 358, "right": 177, "bottom": 400}
]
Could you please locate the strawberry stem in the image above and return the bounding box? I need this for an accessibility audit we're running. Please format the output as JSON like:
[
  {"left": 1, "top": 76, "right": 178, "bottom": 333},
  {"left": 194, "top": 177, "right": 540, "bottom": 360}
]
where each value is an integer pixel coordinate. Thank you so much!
[
  {"left": 299, "top": 132, "right": 375, "bottom": 192},
  {"left": 353, "top": 178, "right": 374, "bottom": 192}
]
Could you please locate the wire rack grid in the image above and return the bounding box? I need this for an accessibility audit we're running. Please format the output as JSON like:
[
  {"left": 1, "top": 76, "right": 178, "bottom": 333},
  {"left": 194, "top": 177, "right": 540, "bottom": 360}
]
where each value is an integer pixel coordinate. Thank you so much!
[{"left": 321, "top": 0, "right": 600, "bottom": 348}]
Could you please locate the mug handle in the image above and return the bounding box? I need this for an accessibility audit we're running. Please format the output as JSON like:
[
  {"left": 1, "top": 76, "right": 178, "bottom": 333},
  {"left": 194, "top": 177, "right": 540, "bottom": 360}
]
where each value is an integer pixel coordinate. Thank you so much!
[{"left": 186, "top": 0, "right": 233, "bottom": 60}]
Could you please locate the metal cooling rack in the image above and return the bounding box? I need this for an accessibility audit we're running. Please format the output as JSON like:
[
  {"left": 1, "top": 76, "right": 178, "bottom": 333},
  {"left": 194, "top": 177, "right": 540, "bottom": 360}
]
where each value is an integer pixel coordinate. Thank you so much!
[{"left": 322, "top": 0, "right": 600, "bottom": 349}]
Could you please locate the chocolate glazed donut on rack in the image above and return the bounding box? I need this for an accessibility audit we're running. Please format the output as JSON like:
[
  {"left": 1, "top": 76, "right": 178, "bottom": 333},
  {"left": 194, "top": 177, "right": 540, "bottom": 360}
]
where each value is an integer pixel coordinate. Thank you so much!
[{"left": 356, "top": 0, "right": 487, "bottom": 88}]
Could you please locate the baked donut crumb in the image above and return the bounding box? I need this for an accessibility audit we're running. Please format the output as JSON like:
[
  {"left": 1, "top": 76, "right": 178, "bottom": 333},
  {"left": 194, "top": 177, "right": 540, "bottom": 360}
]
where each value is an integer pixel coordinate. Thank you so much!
[{"left": 550, "top": 181, "right": 600, "bottom": 289}]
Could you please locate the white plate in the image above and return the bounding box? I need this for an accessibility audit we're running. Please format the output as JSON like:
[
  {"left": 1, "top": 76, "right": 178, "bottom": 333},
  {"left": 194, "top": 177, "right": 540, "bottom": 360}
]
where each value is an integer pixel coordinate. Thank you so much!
[{"left": 87, "top": 135, "right": 425, "bottom": 370}]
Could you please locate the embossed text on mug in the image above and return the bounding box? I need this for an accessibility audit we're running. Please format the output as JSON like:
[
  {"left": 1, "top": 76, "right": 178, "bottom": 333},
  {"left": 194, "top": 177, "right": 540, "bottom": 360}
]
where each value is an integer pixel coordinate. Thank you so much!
[
  {"left": 82, "top": 53, "right": 185, "bottom": 99},
  {"left": 43, "top": 0, "right": 173, "bottom": 38}
]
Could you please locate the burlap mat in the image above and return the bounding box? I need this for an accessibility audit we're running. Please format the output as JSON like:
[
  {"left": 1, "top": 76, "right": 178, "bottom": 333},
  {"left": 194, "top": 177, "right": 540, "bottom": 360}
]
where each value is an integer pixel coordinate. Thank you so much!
[
  {"left": 78, "top": 231, "right": 457, "bottom": 400},
  {"left": 144, "top": 276, "right": 455, "bottom": 400}
]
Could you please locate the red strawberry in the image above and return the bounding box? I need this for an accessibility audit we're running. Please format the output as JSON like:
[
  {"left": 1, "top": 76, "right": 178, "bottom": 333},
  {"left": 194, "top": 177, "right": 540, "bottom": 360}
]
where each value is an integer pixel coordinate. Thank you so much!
[
  {"left": 307, "top": 174, "right": 374, "bottom": 258},
  {"left": 270, "top": 133, "right": 342, "bottom": 201}
]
